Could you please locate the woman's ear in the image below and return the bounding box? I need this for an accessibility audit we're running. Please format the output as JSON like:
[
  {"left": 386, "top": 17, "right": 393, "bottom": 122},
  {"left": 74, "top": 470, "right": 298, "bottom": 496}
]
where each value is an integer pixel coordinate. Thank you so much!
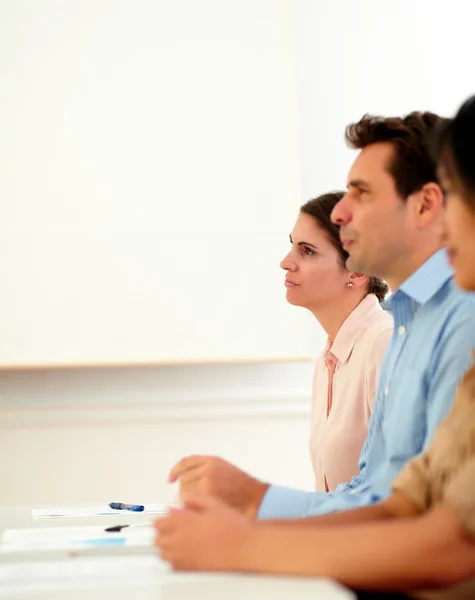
[{"left": 348, "top": 272, "right": 369, "bottom": 289}]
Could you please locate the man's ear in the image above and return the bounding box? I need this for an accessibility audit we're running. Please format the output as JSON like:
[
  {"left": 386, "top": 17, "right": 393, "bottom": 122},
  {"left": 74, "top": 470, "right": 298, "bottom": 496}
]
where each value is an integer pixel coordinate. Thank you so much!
[
  {"left": 412, "top": 182, "right": 444, "bottom": 227},
  {"left": 348, "top": 271, "right": 369, "bottom": 289}
]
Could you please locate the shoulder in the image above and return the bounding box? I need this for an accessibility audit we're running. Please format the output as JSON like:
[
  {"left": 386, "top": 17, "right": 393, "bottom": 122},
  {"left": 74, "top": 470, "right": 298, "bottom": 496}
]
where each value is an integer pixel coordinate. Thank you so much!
[
  {"left": 349, "top": 311, "right": 393, "bottom": 372},
  {"left": 355, "top": 307, "right": 393, "bottom": 349},
  {"left": 435, "top": 285, "right": 475, "bottom": 345},
  {"left": 424, "top": 287, "right": 475, "bottom": 386},
  {"left": 440, "top": 281, "right": 475, "bottom": 320}
]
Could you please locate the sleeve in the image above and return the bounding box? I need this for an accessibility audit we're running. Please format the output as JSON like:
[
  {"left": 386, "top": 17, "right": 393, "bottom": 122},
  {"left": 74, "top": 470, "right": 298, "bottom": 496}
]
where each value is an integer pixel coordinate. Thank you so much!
[
  {"left": 258, "top": 452, "right": 377, "bottom": 519},
  {"left": 258, "top": 469, "right": 386, "bottom": 519},
  {"left": 444, "top": 457, "right": 475, "bottom": 537},
  {"left": 257, "top": 486, "right": 327, "bottom": 519},
  {"left": 391, "top": 452, "right": 432, "bottom": 512}
]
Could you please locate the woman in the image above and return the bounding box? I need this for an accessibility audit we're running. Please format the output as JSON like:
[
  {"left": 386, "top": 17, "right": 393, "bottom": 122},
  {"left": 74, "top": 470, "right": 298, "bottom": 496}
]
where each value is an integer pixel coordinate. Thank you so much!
[
  {"left": 168, "top": 193, "right": 392, "bottom": 501},
  {"left": 281, "top": 192, "right": 392, "bottom": 491},
  {"left": 156, "top": 97, "right": 475, "bottom": 599}
]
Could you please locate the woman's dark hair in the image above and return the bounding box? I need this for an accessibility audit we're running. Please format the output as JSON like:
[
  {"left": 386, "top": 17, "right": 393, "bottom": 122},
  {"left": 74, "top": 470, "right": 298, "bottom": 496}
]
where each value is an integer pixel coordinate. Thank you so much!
[
  {"left": 433, "top": 95, "right": 475, "bottom": 214},
  {"left": 300, "top": 191, "right": 389, "bottom": 303}
]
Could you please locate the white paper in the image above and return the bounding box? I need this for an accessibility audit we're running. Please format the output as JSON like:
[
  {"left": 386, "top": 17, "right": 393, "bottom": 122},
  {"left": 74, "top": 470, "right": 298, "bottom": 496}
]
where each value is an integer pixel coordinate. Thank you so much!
[
  {"left": 0, "top": 554, "right": 170, "bottom": 596},
  {"left": 1, "top": 524, "right": 155, "bottom": 553},
  {"left": 0, "top": 556, "right": 353, "bottom": 599},
  {"left": 32, "top": 503, "right": 168, "bottom": 519}
]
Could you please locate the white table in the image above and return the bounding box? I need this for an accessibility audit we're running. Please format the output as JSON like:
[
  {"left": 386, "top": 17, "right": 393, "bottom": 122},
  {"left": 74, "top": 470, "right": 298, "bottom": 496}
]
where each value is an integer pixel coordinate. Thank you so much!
[{"left": 0, "top": 506, "right": 355, "bottom": 599}]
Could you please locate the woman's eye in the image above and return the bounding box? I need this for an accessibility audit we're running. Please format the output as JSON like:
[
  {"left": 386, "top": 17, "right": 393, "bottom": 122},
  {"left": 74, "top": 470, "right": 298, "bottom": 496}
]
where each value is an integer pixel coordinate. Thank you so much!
[{"left": 303, "top": 246, "right": 316, "bottom": 256}]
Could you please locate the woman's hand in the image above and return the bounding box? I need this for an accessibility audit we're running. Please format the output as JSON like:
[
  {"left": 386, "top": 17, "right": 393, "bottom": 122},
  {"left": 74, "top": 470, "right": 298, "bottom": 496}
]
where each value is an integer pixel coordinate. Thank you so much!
[{"left": 155, "top": 495, "right": 253, "bottom": 572}]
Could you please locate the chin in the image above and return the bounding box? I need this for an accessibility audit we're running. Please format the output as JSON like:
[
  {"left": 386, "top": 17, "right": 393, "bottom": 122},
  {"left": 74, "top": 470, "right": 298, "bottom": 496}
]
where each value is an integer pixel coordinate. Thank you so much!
[
  {"left": 285, "top": 292, "right": 304, "bottom": 307},
  {"left": 345, "top": 254, "right": 362, "bottom": 273},
  {"left": 454, "top": 270, "right": 475, "bottom": 292},
  {"left": 347, "top": 254, "right": 377, "bottom": 278}
]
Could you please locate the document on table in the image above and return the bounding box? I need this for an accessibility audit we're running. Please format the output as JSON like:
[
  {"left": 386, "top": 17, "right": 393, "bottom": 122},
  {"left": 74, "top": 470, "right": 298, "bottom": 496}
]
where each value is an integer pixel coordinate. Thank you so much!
[
  {"left": 0, "top": 555, "right": 355, "bottom": 599},
  {"left": 0, "top": 554, "right": 170, "bottom": 596},
  {"left": 0, "top": 524, "right": 155, "bottom": 553},
  {"left": 32, "top": 503, "right": 168, "bottom": 519}
]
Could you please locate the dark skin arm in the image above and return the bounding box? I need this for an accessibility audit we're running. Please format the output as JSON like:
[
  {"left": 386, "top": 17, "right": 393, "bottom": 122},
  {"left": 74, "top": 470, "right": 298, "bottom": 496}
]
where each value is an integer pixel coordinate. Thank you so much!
[{"left": 156, "top": 495, "right": 475, "bottom": 592}]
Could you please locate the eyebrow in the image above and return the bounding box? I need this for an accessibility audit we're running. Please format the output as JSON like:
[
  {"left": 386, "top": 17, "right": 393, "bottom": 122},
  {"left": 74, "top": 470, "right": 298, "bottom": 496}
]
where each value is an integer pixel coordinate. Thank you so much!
[
  {"left": 289, "top": 235, "right": 318, "bottom": 250},
  {"left": 347, "top": 178, "right": 371, "bottom": 191}
]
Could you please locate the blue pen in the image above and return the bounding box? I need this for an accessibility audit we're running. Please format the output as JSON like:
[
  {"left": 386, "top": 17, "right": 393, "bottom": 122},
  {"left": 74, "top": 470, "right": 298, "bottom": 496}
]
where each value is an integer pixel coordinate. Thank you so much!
[{"left": 109, "top": 502, "right": 144, "bottom": 512}]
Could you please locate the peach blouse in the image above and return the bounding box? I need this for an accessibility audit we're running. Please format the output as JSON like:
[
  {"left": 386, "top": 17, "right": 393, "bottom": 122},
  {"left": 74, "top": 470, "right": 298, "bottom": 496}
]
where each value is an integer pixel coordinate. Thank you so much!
[{"left": 309, "top": 293, "right": 393, "bottom": 492}]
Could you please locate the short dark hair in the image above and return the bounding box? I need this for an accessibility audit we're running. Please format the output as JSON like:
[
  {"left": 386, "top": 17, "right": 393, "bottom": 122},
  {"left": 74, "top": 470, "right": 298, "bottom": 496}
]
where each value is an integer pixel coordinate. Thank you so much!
[
  {"left": 433, "top": 95, "right": 475, "bottom": 214},
  {"left": 345, "top": 111, "right": 444, "bottom": 199},
  {"left": 300, "top": 192, "right": 389, "bottom": 303}
]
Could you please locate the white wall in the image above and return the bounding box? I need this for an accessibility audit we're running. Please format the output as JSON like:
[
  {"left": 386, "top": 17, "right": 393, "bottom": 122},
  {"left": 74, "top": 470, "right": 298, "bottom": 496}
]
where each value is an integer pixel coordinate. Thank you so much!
[
  {"left": 0, "top": 0, "right": 314, "bottom": 367},
  {"left": 0, "top": 361, "right": 315, "bottom": 506},
  {"left": 296, "top": 0, "right": 475, "bottom": 199}
]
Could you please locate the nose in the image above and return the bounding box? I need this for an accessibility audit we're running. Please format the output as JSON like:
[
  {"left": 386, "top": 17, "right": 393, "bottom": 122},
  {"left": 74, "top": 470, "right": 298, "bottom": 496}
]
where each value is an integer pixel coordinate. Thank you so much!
[
  {"left": 331, "top": 192, "right": 351, "bottom": 225},
  {"left": 280, "top": 252, "right": 297, "bottom": 271}
]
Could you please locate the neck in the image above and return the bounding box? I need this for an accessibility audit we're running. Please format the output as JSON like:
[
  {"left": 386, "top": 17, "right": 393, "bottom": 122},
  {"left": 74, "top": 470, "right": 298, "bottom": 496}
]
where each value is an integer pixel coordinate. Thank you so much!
[
  {"left": 311, "top": 292, "right": 367, "bottom": 341},
  {"left": 385, "top": 244, "right": 441, "bottom": 292}
]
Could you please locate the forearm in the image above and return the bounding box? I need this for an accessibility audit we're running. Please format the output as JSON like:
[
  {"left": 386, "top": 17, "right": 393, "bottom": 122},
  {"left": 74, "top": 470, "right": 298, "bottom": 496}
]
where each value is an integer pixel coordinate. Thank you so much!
[{"left": 237, "top": 506, "right": 475, "bottom": 591}]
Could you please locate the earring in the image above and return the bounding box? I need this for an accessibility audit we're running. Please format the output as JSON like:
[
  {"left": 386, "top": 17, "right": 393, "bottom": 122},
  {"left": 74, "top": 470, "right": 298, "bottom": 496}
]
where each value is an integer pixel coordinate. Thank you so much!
[{"left": 347, "top": 282, "right": 354, "bottom": 289}]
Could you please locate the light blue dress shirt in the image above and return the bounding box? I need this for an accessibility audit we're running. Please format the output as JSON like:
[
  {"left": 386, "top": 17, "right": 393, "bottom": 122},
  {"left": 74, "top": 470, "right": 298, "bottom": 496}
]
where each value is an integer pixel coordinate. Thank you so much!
[{"left": 259, "top": 250, "right": 475, "bottom": 518}]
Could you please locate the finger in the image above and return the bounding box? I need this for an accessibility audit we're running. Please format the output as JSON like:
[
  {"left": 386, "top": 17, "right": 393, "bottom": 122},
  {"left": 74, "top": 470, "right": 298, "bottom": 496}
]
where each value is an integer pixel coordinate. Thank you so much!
[
  {"left": 155, "top": 526, "right": 178, "bottom": 553},
  {"left": 155, "top": 532, "right": 171, "bottom": 550},
  {"left": 159, "top": 546, "right": 172, "bottom": 562},
  {"left": 178, "top": 473, "right": 208, "bottom": 499},
  {"left": 168, "top": 506, "right": 185, "bottom": 515},
  {"left": 181, "top": 493, "right": 221, "bottom": 512},
  {"left": 168, "top": 455, "right": 206, "bottom": 483},
  {"left": 157, "top": 540, "right": 175, "bottom": 562},
  {"left": 154, "top": 515, "right": 175, "bottom": 534},
  {"left": 173, "top": 559, "right": 193, "bottom": 572},
  {"left": 177, "top": 464, "right": 206, "bottom": 488}
]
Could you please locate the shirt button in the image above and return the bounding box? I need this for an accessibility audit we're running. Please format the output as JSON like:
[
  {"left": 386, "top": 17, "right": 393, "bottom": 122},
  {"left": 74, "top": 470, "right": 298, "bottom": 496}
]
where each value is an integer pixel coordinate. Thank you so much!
[
  {"left": 384, "top": 385, "right": 389, "bottom": 395},
  {"left": 398, "top": 325, "right": 406, "bottom": 335}
]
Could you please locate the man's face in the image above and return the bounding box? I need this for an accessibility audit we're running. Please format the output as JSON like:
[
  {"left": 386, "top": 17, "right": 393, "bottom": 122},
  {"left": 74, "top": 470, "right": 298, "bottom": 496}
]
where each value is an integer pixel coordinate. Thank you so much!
[{"left": 331, "top": 142, "right": 412, "bottom": 281}]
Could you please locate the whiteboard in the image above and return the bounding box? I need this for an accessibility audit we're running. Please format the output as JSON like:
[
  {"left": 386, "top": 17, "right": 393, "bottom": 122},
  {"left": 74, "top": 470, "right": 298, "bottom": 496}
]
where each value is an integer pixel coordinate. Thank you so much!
[{"left": 0, "top": 0, "right": 319, "bottom": 367}]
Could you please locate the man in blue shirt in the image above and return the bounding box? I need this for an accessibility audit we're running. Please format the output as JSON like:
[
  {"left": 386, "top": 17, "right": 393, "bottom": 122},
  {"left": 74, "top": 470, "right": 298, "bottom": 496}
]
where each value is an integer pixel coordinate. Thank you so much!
[{"left": 168, "top": 111, "right": 475, "bottom": 519}]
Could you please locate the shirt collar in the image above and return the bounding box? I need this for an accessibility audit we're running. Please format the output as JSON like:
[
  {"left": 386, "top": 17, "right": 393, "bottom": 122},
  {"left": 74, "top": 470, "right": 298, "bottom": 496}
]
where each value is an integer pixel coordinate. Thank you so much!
[
  {"left": 326, "top": 293, "right": 383, "bottom": 364},
  {"left": 384, "top": 249, "right": 453, "bottom": 309}
]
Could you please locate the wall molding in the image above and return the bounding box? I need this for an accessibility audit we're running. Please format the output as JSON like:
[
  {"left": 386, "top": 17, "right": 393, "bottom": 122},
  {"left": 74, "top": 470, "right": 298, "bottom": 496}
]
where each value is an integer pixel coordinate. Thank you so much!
[
  {"left": 0, "top": 394, "right": 311, "bottom": 428},
  {"left": 0, "top": 360, "right": 315, "bottom": 428}
]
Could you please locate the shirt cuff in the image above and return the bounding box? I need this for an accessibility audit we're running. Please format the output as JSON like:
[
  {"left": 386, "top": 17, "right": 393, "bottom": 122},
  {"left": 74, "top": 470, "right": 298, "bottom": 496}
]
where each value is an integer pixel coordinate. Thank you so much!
[{"left": 257, "top": 485, "right": 320, "bottom": 519}]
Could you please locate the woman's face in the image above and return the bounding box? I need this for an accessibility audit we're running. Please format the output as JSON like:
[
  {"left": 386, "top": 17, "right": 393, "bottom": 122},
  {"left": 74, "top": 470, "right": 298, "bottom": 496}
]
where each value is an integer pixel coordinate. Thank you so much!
[
  {"left": 440, "top": 170, "right": 475, "bottom": 291},
  {"left": 280, "top": 213, "right": 350, "bottom": 312}
]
